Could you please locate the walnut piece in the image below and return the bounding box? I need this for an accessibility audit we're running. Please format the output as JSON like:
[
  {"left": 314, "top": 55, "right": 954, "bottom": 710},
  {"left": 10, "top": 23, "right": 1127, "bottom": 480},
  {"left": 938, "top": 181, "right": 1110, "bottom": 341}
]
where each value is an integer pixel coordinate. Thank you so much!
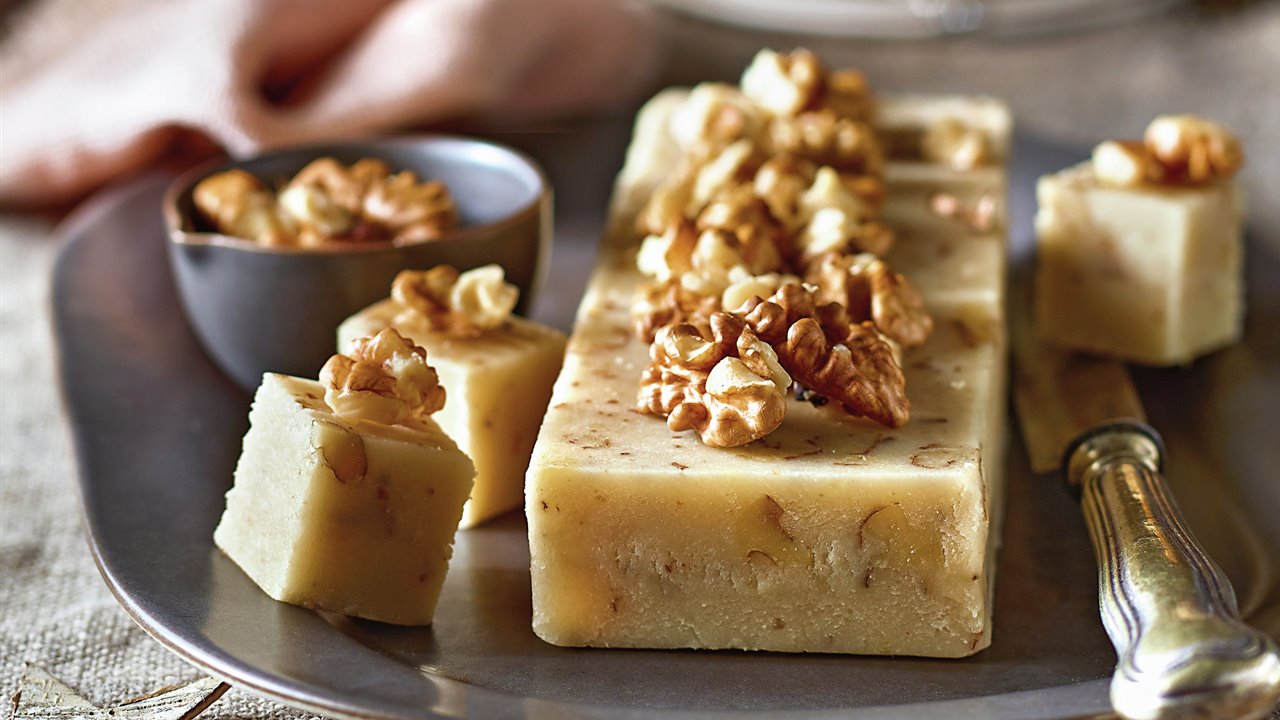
[
  {"left": 823, "top": 68, "right": 876, "bottom": 123},
  {"left": 450, "top": 265, "right": 519, "bottom": 330},
  {"left": 277, "top": 184, "right": 355, "bottom": 243},
  {"left": 362, "top": 171, "right": 457, "bottom": 243},
  {"left": 740, "top": 48, "right": 823, "bottom": 117},
  {"left": 732, "top": 283, "right": 909, "bottom": 427},
  {"left": 1092, "top": 140, "right": 1164, "bottom": 188},
  {"left": 808, "top": 252, "right": 933, "bottom": 348},
  {"left": 794, "top": 167, "right": 894, "bottom": 261},
  {"left": 636, "top": 220, "right": 698, "bottom": 282},
  {"left": 320, "top": 328, "right": 446, "bottom": 426},
  {"left": 921, "top": 118, "right": 992, "bottom": 171},
  {"left": 638, "top": 321, "right": 789, "bottom": 448},
  {"left": 739, "top": 48, "right": 875, "bottom": 123},
  {"left": 780, "top": 317, "right": 909, "bottom": 428},
  {"left": 288, "top": 158, "right": 391, "bottom": 215},
  {"left": 1143, "top": 115, "right": 1243, "bottom": 184},
  {"left": 192, "top": 170, "right": 296, "bottom": 246},
  {"left": 391, "top": 264, "right": 518, "bottom": 334},
  {"left": 721, "top": 269, "right": 800, "bottom": 314},
  {"left": 765, "top": 110, "right": 884, "bottom": 177},
  {"left": 670, "top": 83, "right": 767, "bottom": 150},
  {"left": 635, "top": 161, "right": 697, "bottom": 237},
  {"left": 753, "top": 154, "right": 816, "bottom": 231},
  {"left": 632, "top": 277, "right": 721, "bottom": 341}
]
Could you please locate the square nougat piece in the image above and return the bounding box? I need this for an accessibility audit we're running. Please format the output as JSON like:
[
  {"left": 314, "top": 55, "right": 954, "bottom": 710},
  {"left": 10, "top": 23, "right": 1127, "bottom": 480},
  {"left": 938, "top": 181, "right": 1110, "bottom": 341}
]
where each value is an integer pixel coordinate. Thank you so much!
[
  {"left": 339, "top": 306, "right": 566, "bottom": 527},
  {"left": 1035, "top": 163, "right": 1243, "bottom": 365},
  {"left": 214, "top": 373, "right": 474, "bottom": 625}
]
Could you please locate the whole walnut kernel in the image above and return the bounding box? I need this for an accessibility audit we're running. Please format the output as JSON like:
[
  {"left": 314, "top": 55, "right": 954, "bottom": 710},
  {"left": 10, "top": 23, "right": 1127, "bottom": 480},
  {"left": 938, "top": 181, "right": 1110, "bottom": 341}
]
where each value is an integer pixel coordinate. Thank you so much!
[
  {"left": 321, "top": 328, "right": 446, "bottom": 426},
  {"left": 449, "top": 265, "right": 519, "bottom": 330},
  {"left": 781, "top": 318, "right": 909, "bottom": 428},
  {"left": 638, "top": 321, "right": 789, "bottom": 448}
]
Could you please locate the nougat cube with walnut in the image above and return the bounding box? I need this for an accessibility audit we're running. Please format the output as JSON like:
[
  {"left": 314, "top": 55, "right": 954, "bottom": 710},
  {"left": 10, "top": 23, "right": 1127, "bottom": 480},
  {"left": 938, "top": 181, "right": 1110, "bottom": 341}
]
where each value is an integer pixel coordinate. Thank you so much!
[
  {"left": 1034, "top": 163, "right": 1243, "bottom": 365},
  {"left": 339, "top": 304, "right": 566, "bottom": 528},
  {"left": 213, "top": 373, "right": 474, "bottom": 626}
]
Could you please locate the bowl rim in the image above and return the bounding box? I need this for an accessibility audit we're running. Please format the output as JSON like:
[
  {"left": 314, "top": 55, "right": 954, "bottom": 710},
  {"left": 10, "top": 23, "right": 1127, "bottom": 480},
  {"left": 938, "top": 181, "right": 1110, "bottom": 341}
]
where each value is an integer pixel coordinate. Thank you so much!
[{"left": 163, "top": 134, "right": 550, "bottom": 256}]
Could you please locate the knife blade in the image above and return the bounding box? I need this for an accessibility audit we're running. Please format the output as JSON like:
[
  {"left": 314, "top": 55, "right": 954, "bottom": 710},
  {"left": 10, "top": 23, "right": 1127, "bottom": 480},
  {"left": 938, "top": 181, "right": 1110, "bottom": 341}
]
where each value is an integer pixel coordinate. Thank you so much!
[{"left": 1011, "top": 282, "right": 1280, "bottom": 720}]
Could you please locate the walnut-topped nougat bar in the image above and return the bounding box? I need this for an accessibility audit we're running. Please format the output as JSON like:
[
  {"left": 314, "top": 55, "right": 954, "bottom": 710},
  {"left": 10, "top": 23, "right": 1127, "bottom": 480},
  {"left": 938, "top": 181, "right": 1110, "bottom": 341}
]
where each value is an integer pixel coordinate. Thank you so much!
[{"left": 526, "top": 65, "right": 1011, "bottom": 658}]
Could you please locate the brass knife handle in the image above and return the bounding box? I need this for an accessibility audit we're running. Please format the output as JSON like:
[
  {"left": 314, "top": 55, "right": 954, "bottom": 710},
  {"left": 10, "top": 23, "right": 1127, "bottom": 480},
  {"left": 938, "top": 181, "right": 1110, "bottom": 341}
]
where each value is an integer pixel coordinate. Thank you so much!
[{"left": 1068, "top": 422, "right": 1280, "bottom": 720}]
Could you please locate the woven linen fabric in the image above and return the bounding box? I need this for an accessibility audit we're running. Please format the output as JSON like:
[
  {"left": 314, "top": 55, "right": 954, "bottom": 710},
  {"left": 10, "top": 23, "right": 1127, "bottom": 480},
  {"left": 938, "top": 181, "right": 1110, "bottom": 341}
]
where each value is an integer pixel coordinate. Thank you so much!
[{"left": 0, "top": 217, "right": 324, "bottom": 718}]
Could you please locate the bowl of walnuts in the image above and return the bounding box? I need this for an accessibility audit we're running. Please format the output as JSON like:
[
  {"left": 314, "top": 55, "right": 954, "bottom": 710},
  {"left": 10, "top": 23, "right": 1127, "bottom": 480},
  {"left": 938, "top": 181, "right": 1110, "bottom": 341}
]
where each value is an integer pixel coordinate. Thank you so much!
[{"left": 164, "top": 137, "right": 550, "bottom": 390}]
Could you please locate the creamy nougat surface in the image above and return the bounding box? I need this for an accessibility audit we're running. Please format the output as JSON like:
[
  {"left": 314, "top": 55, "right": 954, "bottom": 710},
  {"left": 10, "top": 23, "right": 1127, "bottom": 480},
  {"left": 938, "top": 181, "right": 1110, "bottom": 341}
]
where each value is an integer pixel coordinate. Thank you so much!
[
  {"left": 1035, "top": 163, "right": 1243, "bottom": 365},
  {"left": 214, "top": 373, "right": 474, "bottom": 625},
  {"left": 339, "top": 309, "right": 566, "bottom": 527},
  {"left": 526, "top": 90, "right": 1010, "bottom": 657},
  {"left": 531, "top": 288, "right": 1002, "bottom": 656}
]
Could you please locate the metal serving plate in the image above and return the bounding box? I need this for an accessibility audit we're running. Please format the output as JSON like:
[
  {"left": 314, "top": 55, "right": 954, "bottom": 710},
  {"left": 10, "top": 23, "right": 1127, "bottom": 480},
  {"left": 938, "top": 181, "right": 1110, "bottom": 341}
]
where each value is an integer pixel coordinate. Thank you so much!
[{"left": 53, "top": 129, "right": 1280, "bottom": 719}]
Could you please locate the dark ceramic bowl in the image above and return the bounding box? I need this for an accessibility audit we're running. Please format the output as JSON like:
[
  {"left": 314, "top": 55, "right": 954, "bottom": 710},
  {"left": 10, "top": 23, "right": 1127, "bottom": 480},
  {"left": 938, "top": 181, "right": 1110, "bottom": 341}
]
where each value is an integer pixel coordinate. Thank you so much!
[{"left": 165, "top": 137, "right": 550, "bottom": 391}]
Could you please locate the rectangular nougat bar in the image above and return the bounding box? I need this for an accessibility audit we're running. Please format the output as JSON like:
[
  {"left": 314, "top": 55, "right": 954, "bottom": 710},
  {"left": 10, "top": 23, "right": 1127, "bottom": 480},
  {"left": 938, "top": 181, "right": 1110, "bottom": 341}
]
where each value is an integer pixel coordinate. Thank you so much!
[{"left": 526, "top": 90, "right": 1010, "bottom": 657}]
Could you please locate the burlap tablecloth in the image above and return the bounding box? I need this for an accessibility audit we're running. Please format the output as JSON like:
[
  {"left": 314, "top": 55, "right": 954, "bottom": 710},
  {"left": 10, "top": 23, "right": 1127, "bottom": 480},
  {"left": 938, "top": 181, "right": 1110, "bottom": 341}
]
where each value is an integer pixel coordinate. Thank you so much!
[{"left": 3, "top": 4, "right": 1278, "bottom": 718}]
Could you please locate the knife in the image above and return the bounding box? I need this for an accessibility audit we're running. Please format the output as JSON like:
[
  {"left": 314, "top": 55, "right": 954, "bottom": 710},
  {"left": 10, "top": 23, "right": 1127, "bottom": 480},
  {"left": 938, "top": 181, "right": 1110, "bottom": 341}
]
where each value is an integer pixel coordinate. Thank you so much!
[{"left": 1012, "top": 292, "right": 1280, "bottom": 720}]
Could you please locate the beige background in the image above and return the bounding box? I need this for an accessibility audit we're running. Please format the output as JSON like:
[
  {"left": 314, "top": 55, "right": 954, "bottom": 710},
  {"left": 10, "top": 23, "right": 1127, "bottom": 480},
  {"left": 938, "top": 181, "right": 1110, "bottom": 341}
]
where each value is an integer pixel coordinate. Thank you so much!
[{"left": 2, "top": 3, "right": 1278, "bottom": 718}]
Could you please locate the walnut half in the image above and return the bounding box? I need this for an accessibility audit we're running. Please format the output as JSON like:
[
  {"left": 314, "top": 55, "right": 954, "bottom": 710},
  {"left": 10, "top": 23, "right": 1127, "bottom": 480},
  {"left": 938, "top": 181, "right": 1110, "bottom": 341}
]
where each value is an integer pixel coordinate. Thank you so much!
[
  {"left": 320, "top": 328, "right": 446, "bottom": 426},
  {"left": 391, "top": 264, "right": 518, "bottom": 335},
  {"left": 638, "top": 320, "right": 790, "bottom": 448},
  {"left": 733, "top": 283, "right": 910, "bottom": 427}
]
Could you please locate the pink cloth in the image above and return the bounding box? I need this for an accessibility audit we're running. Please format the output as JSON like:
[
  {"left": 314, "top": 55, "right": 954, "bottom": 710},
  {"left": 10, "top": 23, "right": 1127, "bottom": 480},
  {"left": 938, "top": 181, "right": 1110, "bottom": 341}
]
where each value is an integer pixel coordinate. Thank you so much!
[{"left": 0, "top": 0, "right": 655, "bottom": 205}]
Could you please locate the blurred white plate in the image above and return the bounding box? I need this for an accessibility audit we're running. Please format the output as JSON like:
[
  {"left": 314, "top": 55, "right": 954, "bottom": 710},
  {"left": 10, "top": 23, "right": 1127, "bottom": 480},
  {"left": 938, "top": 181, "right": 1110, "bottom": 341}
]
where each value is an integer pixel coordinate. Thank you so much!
[{"left": 650, "top": 0, "right": 1187, "bottom": 38}]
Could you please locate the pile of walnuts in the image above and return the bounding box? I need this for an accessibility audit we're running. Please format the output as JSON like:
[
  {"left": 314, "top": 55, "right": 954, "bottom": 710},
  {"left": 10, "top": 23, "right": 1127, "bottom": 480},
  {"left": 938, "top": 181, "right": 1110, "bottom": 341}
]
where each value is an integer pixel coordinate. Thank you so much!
[
  {"left": 193, "top": 157, "right": 458, "bottom": 247},
  {"left": 634, "top": 49, "right": 935, "bottom": 448}
]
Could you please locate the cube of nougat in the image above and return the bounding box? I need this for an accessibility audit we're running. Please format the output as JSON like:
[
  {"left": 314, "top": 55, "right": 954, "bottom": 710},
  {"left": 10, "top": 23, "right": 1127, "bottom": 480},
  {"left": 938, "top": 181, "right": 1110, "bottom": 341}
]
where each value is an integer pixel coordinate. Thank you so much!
[
  {"left": 1034, "top": 163, "right": 1243, "bottom": 365},
  {"left": 213, "top": 373, "right": 474, "bottom": 625},
  {"left": 338, "top": 304, "right": 566, "bottom": 527}
]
